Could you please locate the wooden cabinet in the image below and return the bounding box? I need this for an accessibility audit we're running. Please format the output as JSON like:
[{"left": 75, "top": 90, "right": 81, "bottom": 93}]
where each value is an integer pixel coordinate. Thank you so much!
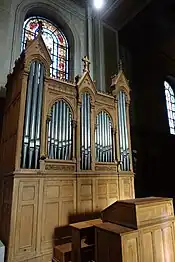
[
  {"left": 95, "top": 197, "right": 175, "bottom": 262},
  {"left": 95, "top": 223, "right": 140, "bottom": 262}
]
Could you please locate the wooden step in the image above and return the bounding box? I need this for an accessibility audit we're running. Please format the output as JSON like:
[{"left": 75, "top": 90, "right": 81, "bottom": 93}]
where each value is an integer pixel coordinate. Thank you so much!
[{"left": 53, "top": 239, "right": 94, "bottom": 262}]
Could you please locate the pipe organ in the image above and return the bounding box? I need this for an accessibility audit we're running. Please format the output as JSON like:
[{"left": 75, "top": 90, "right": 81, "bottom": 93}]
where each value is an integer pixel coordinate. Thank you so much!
[{"left": 0, "top": 35, "right": 134, "bottom": 262}]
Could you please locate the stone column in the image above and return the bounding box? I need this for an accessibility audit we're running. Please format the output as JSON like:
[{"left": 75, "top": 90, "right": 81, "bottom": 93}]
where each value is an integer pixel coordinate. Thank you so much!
[
  {"left": 87, "top": 5, "right": 94, "bottom": 79},
  {"left": 0, "top": 0, "right": 14, "bottom": 96},
  {"left": 92, "top": 14, "right": 105, "bottom": 92}
]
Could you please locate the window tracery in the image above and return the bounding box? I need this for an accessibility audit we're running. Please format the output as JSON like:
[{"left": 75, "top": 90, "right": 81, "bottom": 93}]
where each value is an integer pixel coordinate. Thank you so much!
[
  {"left": 21, "top": 16, "right": 69, "bottom": 80},
  {"left": 164, "top": 80, "right": 175, "bottom": 135}
]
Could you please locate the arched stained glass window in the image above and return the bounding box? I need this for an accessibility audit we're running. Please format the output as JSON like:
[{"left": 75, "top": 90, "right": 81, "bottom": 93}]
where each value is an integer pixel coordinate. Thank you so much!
[
  {"left": 164, "top": 80, "right": 175, "bottom": 135},
  {"left": 21, "top": 16, "right": 69, "bottom": 80}
]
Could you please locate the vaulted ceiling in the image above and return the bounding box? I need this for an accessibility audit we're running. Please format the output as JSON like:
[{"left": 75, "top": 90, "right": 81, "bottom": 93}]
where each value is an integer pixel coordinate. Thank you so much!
[
  {"left": 102, "top": 0, "right": 152, "bottom": 30},
  {"left": 118, "top": 0, "right": 175, "bottom": 55}
]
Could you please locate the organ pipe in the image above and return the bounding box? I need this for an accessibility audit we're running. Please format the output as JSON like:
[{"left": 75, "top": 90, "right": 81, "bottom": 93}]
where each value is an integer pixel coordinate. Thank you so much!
[
  {"left": 47, "top": 100, "right": 73, "bottom": 160},
  {"left": 95, "top": 111, "right": 113, "bottom": 162},
  {"left": 117, "top": 91, "right": 130, "bottom": 171},
  {"left": 21, "top": 60, "right": 45, "bottom": 169},
  {"left": 80, "top": 93, "right": 91, "bottom": 170}
]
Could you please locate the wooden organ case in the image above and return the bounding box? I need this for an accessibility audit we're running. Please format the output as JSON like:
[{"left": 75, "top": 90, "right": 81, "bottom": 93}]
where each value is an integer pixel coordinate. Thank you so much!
[{"left": 0, "top": 35, "right": 134, "bottom": 262}]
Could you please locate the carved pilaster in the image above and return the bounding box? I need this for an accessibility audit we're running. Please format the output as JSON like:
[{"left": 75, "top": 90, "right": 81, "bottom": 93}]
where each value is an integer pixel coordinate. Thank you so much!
[{"left": 15, "top": 75, "right": 28, "bottom": 170}]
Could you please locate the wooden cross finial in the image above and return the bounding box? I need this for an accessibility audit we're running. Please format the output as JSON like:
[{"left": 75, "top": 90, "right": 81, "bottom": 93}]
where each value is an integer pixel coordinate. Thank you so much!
[{"left": 82, "top": 56, "right": 90, "bottom": 72}]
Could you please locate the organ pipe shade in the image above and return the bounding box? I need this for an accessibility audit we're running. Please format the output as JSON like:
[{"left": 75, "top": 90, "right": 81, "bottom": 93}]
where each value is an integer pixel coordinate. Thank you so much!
[
  {"left": 47, "top": 100, "right": 73, "bottom": 160},
  {"left": 95, "top": 111, "right": 113, "bottom": 162},
  {"left": 117, "top": 91, "right": 130, "bottom": 171},
  {"left": 80, "top": 93, "right": 91, "bottom": 170},
  {"left": 21, "top": 60, "right": 45, "bottom": 169}
]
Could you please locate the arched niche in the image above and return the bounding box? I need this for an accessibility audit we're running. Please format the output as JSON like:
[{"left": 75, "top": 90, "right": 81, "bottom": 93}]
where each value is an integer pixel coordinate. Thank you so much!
[{"left": 10, "top": 0, "right": 83, "bottom": 80}]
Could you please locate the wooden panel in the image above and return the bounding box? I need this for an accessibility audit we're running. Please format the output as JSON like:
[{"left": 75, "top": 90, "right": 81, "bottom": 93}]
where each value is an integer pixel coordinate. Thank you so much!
[
  {"left": 41, "top": 179, "right": 60, "bottom": 251},
  {"left": 137, "top": 202, "right": 174, "bottom": 227},
  {"left": 81, "top": 184, "right": 92, "bottom": 197},
  {"left": 162, "top": 225, "right": 175, "bottom": 262},
  {"left": 98, "top": 183, "right": 107, "bottom": 195},
  {"left": 46, "top": 185, "right": 60, "bottom": 199},
  {"left": 41, "top": 179, "right": 75, "bottom": 251},
  {"left": 141, "top": 231, "right": 154, "bottom": 262},
  {"left": 153, "top": 229, "right": 165, "bottom": 262},
  {"left": 95, "top": 229, "right": 120, "bottom": 262},
  {"left": 41, "top": 202, "right": 59, "bottom": 250},
  {"left": 108, "top": 180, "right": 119, "bottom": 206},
  {"left": 97, "top": 198, "right": 108, "bottom": 210},
  {"left": 0, "top": 177, "right": 13, "bottom": 244},
  {"left": 122, "top": 233, "right": 140, "bottom": 262},
  {"left": 96, "top": 179, "right": 107, "bottom": 210},
  {"left": 80, "top": 200, "right": 93, "bottom": 213},
  {"left": 42, "top": 253, "right": 52, "bottom": 262},
  {"left": 61, "top": 184, "right": 74, "bottom": 198},
  {"left": 14, "top": 181, "right": 39, "bottom": 258},
  {"left": 119, "top": 177, "right": 132, "bottom": 200},
  {"left": 77, "top": 179, "right": 93, "bottom": 213},
  {"left": 101, "top": 197, "right": 174, "bottom": 229},
  {"left": 61, "top": 200, "right": 74, "bottom": 225}
]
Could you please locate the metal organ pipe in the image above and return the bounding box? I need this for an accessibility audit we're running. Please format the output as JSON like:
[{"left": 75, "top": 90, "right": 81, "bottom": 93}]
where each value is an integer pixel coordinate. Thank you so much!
[
  {"left": 21, "top": 60, "right": 45, "bottom": 169},
  {"left": 95, "top": 111, "right": 113, "bottom": 162},
  {"left": 117, "top": 91, "right": 130, "bottom": 171},
  {"left": 87, "top": 94, "right": 91, "bottom": 169},
  {"left": 80, "top": 93, "right": 91, "bottom": 170},
  {"left": 21, "top": 62, "right": 35, "bottom": 168},
  {"left": 50, "top": 104, "right": 55, "bottom": 159},
  {"left": 47, "top": 100, "right": 73, "bottom": 160},
  {"left": 54, "top": 102, "right": 59, "bottom": 159},
  {"left": 35, "top": 63, "right": 44, "bottom": 168},
  {"left": 58, "top": 101, "right": 62, "bottom": 159}
]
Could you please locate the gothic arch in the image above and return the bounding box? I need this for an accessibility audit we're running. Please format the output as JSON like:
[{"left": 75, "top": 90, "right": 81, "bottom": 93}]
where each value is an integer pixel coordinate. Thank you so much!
[
  {"left": 95, "top": 108, "right": 114, "bottom": 126},
  {"left": 11, "top": 0, "right": 83, "bottom": 78},
  {"left": 48, "top": 96, "right": 75, "bottom": 119}
]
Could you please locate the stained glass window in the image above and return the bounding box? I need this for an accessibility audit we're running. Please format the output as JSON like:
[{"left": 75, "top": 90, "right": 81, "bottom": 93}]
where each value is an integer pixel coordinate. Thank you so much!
[
  {"left": 21, "top": 16, "right": 69, "bottom": 80},
  {"left": 164, "top": 80, "right": 175, "bottom": 135}
]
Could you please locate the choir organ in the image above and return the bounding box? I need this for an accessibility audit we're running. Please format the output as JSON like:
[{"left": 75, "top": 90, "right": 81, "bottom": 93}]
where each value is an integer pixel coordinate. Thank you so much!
[{"left": 0, "top": 34, "right": 134, "bottom": 262}]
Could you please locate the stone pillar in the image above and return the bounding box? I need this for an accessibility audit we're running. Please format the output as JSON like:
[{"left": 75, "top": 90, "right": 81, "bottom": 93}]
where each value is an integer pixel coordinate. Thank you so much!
[
  {"left": 0, "top": 0, "right": 14, "bottom": 95},
  {"left": 87, "top": 5, "right": 94, "bottom": 79},
  {"left": 92, "top": 14, "right": 105, "bottom": 92}
]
